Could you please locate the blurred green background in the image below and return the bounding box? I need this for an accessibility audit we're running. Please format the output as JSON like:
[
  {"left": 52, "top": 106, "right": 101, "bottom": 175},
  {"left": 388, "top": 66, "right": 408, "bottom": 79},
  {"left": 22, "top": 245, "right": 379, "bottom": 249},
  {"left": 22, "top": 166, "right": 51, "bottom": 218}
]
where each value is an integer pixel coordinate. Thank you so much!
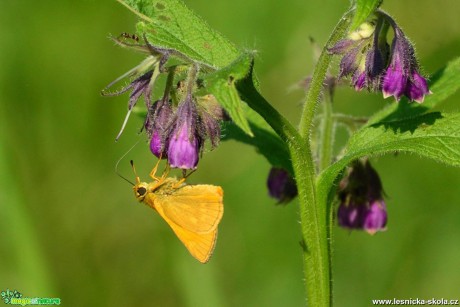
[{"left": 1, "top": 0, "right": 459, "bottom": 306}]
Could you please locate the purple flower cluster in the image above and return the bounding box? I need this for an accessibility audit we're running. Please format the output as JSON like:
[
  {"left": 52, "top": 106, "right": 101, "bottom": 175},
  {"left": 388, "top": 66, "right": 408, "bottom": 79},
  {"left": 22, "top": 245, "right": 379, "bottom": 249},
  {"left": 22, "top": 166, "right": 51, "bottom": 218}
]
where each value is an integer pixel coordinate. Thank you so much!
[
  {"left": 337, "top": 160, "right": 387, "bottom": 235},
  {"left": 329, "top": 11, "right": 430, "bottom": 103},
  {"left": 144, "top": 92, "right": 224, "bottom": 170},
  {"left": 103, "top": 45, "right": 223, "bottom": 170},
  {"left": 381, "top": 28, "right": 430, "bottom": 102}
]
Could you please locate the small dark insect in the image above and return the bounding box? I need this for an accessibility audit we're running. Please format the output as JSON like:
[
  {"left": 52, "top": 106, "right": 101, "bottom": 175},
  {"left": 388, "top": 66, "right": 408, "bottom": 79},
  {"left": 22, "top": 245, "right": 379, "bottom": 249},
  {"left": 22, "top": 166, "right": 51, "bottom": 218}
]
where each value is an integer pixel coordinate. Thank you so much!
[{"left": 118, "top": 32, "right": 139, "bottom": 42}]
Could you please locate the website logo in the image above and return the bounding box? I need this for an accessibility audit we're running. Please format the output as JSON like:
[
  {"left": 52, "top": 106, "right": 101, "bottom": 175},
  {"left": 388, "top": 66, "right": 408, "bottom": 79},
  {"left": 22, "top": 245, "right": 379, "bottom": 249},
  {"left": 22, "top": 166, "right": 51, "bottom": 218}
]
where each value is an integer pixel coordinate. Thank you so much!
[{"left": 1, "top": 289, "right": 60, "bottom": 306}]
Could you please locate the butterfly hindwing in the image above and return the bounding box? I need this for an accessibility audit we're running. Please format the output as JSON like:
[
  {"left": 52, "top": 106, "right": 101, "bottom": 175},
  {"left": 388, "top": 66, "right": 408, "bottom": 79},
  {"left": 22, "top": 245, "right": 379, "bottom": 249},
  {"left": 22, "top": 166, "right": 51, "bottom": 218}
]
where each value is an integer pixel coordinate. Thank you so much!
[{"left": 168, "top": 223, "right": 218, "bottom": 263}]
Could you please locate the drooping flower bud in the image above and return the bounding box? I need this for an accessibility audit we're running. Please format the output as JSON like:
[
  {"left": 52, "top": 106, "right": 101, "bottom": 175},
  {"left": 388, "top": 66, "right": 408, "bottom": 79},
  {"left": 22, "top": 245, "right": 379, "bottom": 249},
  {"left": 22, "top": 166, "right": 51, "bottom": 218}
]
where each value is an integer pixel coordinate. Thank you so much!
[
  {"left": 329, "top": 22, "right": 378, "bottom": 91},
  {"left": 337, "top": 160, "right": 387, "bottom": 234},
  {"left": 145, "top": 98, "right": 173, "bottom": 158},
  {"left": 103, "top": 70, "right": 155, "bottom": 140},
  {"left": 197, "top": 94, "right": 226, "bottom": 149},
  {"left": 267, "top": 167, "right": 298, "bottom": 204},
  {"left": 166, "top": 95, "right": 202, "bottom": 169}
]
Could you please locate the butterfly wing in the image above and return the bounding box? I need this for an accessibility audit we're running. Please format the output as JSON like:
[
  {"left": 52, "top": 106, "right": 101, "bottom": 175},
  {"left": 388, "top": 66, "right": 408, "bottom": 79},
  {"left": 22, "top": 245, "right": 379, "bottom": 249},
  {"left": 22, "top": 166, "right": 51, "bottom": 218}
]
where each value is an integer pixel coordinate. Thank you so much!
[
  {"left": 167, "top": 223, "right": 218, "bottom": 263},
  {"left": 154, "top": 184, "right": 224, "bottom": 234}
]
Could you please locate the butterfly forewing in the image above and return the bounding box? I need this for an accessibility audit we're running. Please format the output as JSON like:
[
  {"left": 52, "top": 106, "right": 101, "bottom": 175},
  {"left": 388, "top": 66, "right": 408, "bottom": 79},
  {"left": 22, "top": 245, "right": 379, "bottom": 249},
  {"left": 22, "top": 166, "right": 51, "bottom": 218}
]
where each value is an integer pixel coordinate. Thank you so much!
[{"left": 154, "top": 185, "right": 224, "bottom": 234}]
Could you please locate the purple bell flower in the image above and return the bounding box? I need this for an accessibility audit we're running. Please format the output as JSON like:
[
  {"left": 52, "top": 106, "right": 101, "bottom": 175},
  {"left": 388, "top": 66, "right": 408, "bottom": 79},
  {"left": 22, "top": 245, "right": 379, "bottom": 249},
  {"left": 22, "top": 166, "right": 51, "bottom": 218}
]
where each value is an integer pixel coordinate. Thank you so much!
[
  {"left": 167, "top": 96, "right": 202, "bottom": 170},
  {"left": 267, "top": 167, "right": 298, "bottom": 204},
  {"left": 337, "top": 160, "right": 387, "bottom": 234},
  {"left": 362, "top": 200, "right": 388, "bottom": 235},
  {"left": 352, "top": 70, "right": 367, "bottom": 91},
  {"left": 145, "top": 98, "right": 173, "bottom": 158},
  {"left": 405, "top": 71, "right": 430, "bottom": 103},
  {"left": 382, "top": 28, "right": 430, "bottom": 103},
  {"left": 149, "top": 131, "right": 163, "bottom": 157},
  {"left": 337, "top": 201, "right": 363, "bottom": 229},
  {"left": 196, "top": 94, "right": 226, "bottom": 150},
  {"left": 382, "top": 54, "right": 406, "bottom": 101}
]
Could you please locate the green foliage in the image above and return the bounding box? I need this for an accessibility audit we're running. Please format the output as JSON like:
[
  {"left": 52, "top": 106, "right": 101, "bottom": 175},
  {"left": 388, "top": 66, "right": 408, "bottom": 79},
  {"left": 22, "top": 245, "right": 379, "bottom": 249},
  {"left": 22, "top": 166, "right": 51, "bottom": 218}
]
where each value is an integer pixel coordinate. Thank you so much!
[
  {"left": 118, "top": 0, "right": 239, "bottom": 68},
  {"left": 350, "top": 0, "right": 383, "bottom": 31},
  {"left": 118, "top": 0, "right": 257, "bottom": 136},
  {"left": 204, "top": 53, "right": 254, "bottom": 136},
  {"left": 319, "top": 112, "right": 460, "bottom": 194},
  {"left": 318, "top": 58, "right": 460, "bottom": 203}
]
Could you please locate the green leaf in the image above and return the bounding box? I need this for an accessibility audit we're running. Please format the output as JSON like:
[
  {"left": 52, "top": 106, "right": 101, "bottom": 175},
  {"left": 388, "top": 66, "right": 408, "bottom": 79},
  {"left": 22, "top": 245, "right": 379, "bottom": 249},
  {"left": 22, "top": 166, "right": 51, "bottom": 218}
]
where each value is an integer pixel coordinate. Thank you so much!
[
  {"left": 368, "top": 57, "right": 460, "bottom": 125},
  {"left": 204, "top": 53, "right": 254, "bottom": 136},
  {"left": 214, "top": 54, "right": 292, "bottom": 172},
  {"left": 118, "top": 0, "right": 239, "bottom": 69},
  {"left": 222, "top": 104, "right": 293, "bottom": 174},
  {"left": 318, "top": 112, "right": 460, "bottom": 199},
  {"left": 350, "top": 0, "right": 382, "bottom": 31}
]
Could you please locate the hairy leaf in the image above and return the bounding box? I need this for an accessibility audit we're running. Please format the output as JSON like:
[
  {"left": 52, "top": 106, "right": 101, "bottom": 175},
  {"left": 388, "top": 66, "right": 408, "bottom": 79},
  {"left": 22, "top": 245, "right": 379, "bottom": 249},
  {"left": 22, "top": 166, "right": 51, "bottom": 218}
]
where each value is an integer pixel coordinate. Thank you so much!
[
  {"left": 350, "top": 0, "right": 382, "bottom": 31},
  {"left": 118, "top": 0, "right": 239, "bottom": 69},
  {"left": 318, "top": 112, "right": 460, "bottom": 199},
  {"left": 204, "top": 53, "right": 254, "bottom": 136}
]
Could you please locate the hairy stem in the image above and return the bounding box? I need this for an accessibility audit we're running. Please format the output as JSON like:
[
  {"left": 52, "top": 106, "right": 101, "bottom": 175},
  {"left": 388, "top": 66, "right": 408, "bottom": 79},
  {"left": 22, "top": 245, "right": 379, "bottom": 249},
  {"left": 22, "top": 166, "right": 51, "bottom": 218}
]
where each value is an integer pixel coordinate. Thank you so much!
[
  {"left": 296, "top": 8, "right": 353, "bottom": 306},
  {"left": 238, "top": 8, "right": 354, "bottom": 306},
  {"left": 319, "top": 96, "right": 335, "bottom": 172},
  {"left": 238, "top": 75, "right": 326, "bottom": 306},
  {"left": 299, "top": 10, "right": 353, "bottom": 140}
]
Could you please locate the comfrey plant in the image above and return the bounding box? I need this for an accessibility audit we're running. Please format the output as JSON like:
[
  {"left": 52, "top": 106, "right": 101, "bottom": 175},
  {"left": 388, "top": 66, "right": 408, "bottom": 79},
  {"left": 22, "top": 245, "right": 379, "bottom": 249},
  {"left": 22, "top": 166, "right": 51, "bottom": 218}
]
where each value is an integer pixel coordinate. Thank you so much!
[
  {"left": 328, "top": 10, "right": 431, "bottom": 102},
  {"left": 104, "top": 0, "right": 460, "bottom": 305}
]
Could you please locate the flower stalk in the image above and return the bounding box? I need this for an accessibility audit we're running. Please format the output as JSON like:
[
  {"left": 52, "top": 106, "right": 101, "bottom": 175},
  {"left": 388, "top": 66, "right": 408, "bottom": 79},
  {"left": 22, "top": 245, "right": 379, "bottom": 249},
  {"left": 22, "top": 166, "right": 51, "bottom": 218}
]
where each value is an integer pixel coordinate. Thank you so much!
[
  {"left": 318, "top": 96, "right": 334, "bottom": 173},
  {"left": 238, "top": 9, "right": 354, "bottom": 306}
]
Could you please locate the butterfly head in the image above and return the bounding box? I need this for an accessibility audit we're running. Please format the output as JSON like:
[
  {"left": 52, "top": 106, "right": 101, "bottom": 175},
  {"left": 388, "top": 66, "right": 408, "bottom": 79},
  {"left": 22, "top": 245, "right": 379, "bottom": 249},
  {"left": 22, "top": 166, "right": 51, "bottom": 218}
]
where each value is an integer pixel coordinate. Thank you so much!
[{"left": 134, "top": 182, "right": 149, "bottom": 201}]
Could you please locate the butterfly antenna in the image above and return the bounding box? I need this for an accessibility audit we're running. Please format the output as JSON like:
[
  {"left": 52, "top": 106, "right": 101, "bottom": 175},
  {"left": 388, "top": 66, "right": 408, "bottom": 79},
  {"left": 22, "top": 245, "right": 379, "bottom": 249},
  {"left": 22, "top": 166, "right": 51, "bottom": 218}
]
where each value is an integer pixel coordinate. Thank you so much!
[
  {"left": 130, "top": 160, "right": 141, "bottom": 184},
  {"left": 115, "top": 139, "right": 142, "bottom": 185}
]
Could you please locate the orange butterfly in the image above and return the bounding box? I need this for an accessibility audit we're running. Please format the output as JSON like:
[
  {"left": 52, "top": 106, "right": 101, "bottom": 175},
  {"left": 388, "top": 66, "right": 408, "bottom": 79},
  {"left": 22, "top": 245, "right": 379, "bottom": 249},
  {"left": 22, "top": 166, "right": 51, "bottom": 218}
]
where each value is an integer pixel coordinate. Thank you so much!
[{"left": 132, "top": 161, "right": 224, "bottom": 263}]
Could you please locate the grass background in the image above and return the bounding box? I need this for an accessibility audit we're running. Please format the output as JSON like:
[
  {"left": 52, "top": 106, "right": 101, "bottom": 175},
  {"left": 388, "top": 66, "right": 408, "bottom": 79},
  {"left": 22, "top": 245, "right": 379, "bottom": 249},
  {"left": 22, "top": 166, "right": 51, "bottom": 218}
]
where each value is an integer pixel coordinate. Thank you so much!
[{"left": 1, "top": 0, "right": 459, "bottom": 306}]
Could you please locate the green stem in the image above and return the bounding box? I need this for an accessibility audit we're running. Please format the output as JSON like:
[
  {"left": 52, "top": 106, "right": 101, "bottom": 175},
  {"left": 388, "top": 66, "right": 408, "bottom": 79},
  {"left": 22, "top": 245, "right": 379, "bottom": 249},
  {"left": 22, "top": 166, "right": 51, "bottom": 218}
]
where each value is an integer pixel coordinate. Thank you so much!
[
  {"left": 299, "top": 10, "right": 354, "bottom": 140},
  {"left": 237, "top": 76, "right": 300, "bottom": 143},
  {"left": 319, "top": 96, "right": 334, "bottom": 172},
  {"left": 238, "top": 76, "right": 326, "bottom": 306},
  {"left": 297, "top": 10, "right": 353, "bottom": 306},
  {"left": 238, "top": 8, "right": 354, "bottom": 307}
]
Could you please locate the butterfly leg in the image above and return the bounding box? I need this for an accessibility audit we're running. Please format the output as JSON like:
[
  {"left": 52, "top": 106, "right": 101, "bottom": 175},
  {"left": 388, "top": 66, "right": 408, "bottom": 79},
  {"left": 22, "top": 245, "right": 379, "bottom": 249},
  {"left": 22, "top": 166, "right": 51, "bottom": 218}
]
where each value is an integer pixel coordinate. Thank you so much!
[
  {"left": 159, "top": 163, "right": 170, "bottom": 182},
  {"left": 172, "top": 177, "right": 186, "bottom": 189},
  {"left": 172, "top": 169, "right": 196, "bottom": 188},
  {"left": 149, "top": 155, "right": 164, "bottom": 181}
]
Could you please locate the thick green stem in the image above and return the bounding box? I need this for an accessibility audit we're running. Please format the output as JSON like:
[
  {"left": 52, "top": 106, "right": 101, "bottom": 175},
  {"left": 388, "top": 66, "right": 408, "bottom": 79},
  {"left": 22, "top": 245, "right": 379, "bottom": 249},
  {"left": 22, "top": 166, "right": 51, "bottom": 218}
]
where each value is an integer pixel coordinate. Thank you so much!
[
  {"left": 297, "top": 10, "right": 353, "bottom": 306},
  {"left": 237, "top": 77, "right": 300, "bottom": 143},
  {"left": 238, "top": 77, "right": 326, "bottom": 306},
  {"left": 238, "top": 9, "right": 354, "bottom": 307}
]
